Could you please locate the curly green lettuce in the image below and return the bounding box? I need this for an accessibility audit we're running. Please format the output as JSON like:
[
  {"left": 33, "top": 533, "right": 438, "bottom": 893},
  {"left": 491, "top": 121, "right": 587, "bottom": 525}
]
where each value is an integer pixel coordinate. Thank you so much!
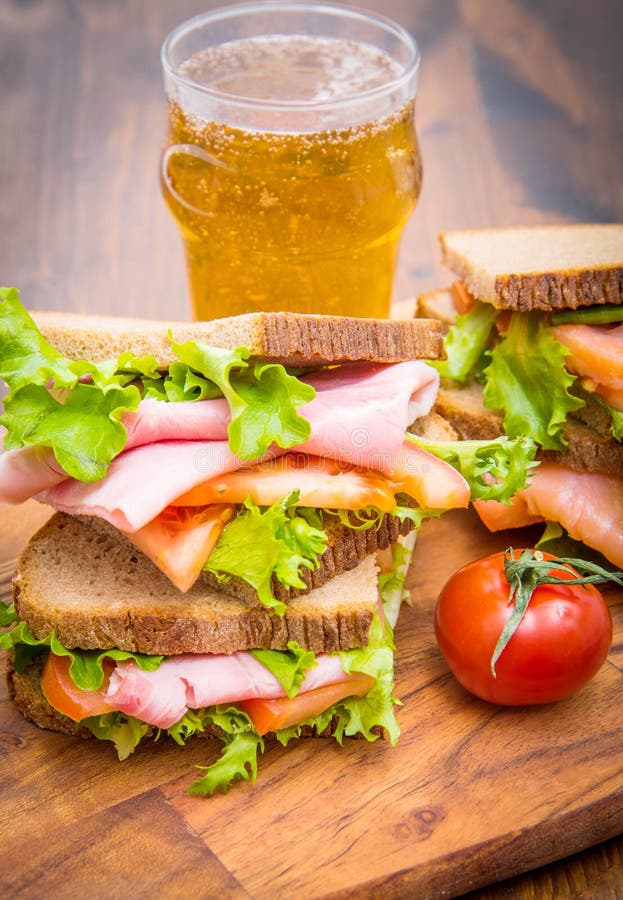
[
  {"left": 0, "top": 288, "right": 317, "bottom": 480},
  {"left": 170, "top": 339, "right": 316, "bottom": 459},
  {"left": 204, "top": 492, "right": 327, "bottom": 615},
  {"left": 431, "top": 300, "right": 498, "bottom": 383},
  {"left": 483, "top": 312, "right": 584, "bottom": 450},
  {"left": 406, "top": 432, "right": 538, "bottom": 502}
]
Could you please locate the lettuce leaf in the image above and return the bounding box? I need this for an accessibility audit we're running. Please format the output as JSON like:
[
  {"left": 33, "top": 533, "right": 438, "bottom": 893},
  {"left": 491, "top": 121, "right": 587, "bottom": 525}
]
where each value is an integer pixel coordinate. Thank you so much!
[
  {"left": 337, "top": 613, "right": 399, "bottom": 743},
  {"left": 251, "top": 641, "right": 317, "bottom": 698},
  {"left": 432, "top": 300, "right": 499, "bottom": 383},
  {"left": 2, "top": 382, "right": 140, "bottom": 482},
  {"left": 483, "top": 312, "right": 585, "bottom": 450},
  {"left": 171, "top": 339, "right": 315, "bottom": 459},
  {"left": 0, "top": 288, "right": 142, "bottom": 481},
  {"left": 204, "top": 492, "right": 327, "bottom": 615},
  {"left": 406, "top": 433, "right": 538, "bottom": 502},
  {"left": 185, "top": 708, "right": 264, "bottom": 796},
  {"left": 378, "top": 537, "right": 414, "bottom": 628},
  {"left": 610, "top": 406, "right": 623, "bottom": 441},
  {"left": 0, "top": 286, "right": 79, "bottom": 391},
  {"left": 0, "top": 613, "right": 163, "bottom": 690},
  {"left": 0, "top": 289, "right": 316, "bottom": 480},
  {"left": 84, "top": 712, "right": 150, "bottom": 760},
  {"left": 277, "top": 614, "right": 399, "bottom": 748}
]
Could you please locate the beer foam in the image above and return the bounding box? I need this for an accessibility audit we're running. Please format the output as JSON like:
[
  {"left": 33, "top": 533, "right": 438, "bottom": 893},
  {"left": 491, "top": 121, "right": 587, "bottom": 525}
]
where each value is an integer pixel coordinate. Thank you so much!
[{"left": 179, "top": 35, "right": 403, "bottom": 103}]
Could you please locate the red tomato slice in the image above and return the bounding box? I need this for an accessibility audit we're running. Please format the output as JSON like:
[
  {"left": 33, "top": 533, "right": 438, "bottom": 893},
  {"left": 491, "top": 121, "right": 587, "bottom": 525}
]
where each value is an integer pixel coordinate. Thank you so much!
[
  {"left": 173, "top": 453, "right": 397, "bottom": 512},
  {"left": 238, "top": 672, "right": 375, "bottom": 735},
  {"left": 474, "top": 495, "right": 544, "bottom": 531},
  {"left": 41, "top": 653, "right": 116, "bottom": 721},
  {"left": 123, "top": 504, "right": 235, "bottom": 592},
  {"left": 392, "top": 442, "right": 470, "bottom": 510}
]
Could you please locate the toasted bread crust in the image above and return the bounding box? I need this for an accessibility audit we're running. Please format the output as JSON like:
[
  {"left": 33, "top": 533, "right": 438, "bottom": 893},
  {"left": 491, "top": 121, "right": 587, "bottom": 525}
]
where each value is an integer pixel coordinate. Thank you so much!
[
  {"left": 30, "top": 309, "right": 444, "bottom": 367},
  {"left": 492, "top": 268, "right": 623, "bottom": 312},
  {"left": 13, "top": 514, "right": 381, "bottom": 655},
  {"left": 439, "top": 224, "right": 623, "bottom": 311}
]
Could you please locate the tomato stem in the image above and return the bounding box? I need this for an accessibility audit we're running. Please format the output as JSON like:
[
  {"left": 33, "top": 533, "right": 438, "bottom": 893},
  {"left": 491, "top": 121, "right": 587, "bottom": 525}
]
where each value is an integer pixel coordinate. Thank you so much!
[{"left": 489, "top": 549, "right": 623, "bottom": 676}]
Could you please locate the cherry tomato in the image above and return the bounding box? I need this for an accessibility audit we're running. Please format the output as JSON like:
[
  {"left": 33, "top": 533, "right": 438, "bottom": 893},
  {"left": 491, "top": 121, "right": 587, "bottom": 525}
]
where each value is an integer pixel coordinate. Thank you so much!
[{"left": 434, "top": 550, "right": 613, "bottom": 705}]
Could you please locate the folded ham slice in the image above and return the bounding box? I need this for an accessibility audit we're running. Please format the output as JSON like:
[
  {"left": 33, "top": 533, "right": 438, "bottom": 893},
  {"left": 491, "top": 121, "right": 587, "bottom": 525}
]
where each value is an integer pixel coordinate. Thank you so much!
[
  {"left": 26, "top": 361, "right": 440, "bottom": 531},
  {"left": 0, "top": 397, "right": 232, "bottom": 505},
  {"left": 38, "top": 440, "right": 277, "bottom": 532},
  {"left": 106, "top": 651, "right": 350, "bottom": 729}
]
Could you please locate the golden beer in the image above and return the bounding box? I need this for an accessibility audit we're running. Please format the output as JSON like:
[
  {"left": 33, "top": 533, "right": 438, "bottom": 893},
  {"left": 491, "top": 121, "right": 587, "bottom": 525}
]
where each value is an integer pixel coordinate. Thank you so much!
[{"left": 161, "top": 13, "right": 421, "bottom": 319}]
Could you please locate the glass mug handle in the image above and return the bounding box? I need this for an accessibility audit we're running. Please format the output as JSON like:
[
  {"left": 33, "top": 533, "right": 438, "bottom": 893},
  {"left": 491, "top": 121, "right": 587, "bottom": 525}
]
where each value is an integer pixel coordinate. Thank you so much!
[{"left": 161, "top": 143, "right": 231, "bottom": 217}]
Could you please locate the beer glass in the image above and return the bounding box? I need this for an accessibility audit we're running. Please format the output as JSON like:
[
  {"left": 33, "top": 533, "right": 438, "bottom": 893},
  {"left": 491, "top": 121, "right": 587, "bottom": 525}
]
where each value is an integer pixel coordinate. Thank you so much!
[{"left": 161, "top": 2, "right": 421, "bottom": 319}]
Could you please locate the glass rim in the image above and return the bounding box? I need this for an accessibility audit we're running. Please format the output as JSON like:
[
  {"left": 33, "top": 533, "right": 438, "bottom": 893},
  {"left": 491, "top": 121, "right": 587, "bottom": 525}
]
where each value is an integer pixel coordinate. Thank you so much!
[{"left": 161, "top": 1, "right": 420, "bottom": 113}]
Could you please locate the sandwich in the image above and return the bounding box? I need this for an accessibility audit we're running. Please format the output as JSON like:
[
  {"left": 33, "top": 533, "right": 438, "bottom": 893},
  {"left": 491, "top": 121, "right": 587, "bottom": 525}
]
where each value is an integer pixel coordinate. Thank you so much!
[
  {"left": 0, "top": 288, "right": 535, "bottom": 793},
  {"left": 417, "top": 223, "right": 623, "bottom": 565}
]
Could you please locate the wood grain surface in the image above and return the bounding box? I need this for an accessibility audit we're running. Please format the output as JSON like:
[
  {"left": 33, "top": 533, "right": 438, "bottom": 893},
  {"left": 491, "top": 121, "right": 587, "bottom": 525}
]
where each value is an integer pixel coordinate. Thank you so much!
[
  {"left": 1, "top": 1, "right": 623, "bottom": 897},
  {"left": 1, "top": 505, "right": 623, "bottom": 899}
]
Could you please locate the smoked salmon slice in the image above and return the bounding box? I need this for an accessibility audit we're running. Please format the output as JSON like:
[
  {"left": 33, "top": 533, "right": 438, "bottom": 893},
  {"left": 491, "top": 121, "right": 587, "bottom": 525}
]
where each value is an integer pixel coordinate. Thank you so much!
[
  {"left": 553, "top": 323, "right": 623, "bottom": 407},
  {"left": 475, "top": 462, "right": 623, "bottom": 567}
]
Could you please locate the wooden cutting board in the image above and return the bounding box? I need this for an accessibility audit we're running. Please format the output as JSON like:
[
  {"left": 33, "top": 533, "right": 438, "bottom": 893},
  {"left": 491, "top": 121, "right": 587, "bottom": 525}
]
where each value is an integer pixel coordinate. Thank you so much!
[{"left": 1, "top": 501, "right": 622, "bottom": 898}]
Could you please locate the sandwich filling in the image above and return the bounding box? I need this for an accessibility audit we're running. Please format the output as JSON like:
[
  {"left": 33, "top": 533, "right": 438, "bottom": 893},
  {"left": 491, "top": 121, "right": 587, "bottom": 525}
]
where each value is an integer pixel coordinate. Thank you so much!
[
  {"left": 433, "top": 283, "right": 623, "bottom": 565},
  {"left": 0, "top": 289, "right": 535, "bottom": 604},
  {"left": 1, "top": 540, "right": 413, "bottom": 795}
]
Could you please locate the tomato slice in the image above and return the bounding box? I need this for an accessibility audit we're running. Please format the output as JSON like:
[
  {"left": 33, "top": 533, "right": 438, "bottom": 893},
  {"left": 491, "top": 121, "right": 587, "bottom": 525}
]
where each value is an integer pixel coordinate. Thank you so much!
[
  {"left": 238, "top": 672, "right": 375, "bottom": 735},
  {"left": 123, "top": 504, "right": 235, "bottom": 592},
  {"left": 392, "top": 442, "right": 470, "bottom": 509},
  {"left": 172, "top": 453, "right": 397, "bottom": 512},
  {"left": 41, "top": 653, "right": 116, "bottom": 721}
]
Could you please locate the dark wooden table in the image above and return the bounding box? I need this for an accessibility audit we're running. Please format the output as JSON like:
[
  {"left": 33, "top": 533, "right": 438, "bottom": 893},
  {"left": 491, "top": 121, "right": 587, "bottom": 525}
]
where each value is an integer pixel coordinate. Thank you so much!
[{"left": 1, "top": 1, "right": 622, "bottom": 897}]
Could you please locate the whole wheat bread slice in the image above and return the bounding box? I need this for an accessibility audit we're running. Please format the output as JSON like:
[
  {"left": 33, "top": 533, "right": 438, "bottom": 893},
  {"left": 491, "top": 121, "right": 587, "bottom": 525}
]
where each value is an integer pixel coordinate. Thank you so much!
[
  {"left": 440, "top": 224, "right": 623, "bottom": 311},
  {"left": 13, "top": 513, "right": 381, "bottom": 656},
  {"left": 30, "top": 309, "right": 444, "bottom": 367},
  {"left": 203, "top": 512, "right": 413, "bottom": 606}
]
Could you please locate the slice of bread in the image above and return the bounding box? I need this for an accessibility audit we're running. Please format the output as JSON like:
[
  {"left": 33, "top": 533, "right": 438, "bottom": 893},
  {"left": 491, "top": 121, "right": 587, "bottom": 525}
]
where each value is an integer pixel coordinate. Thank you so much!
[
  {"left": 30, "top": 309, "right": 444, "bottom": 367},
  {"left": 440, "top": 224, "right": 623, "bottom": 311},
  {"left": 13, "top": 513, "right": 382, "bottom": 656},
  {"left": 415, "top": 288, "right": 457, "bottom": 327}
]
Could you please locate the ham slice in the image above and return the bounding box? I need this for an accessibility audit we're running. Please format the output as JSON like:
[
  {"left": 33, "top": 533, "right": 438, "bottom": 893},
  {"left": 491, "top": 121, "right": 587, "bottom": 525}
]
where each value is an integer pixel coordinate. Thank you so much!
[
  {"left": 474, "top": 462, "right": 623, "bottom": 567},
  {"left": 1, "top": 361, "right": 438, "bottom": 504},
  {"left": 31, "top": 361, "right": 440, "bottom": 531},
  {"left": 0, "top": 445, "right": 68, "bottom": 504},
  {"left": 0, "top": 397, "right": 232, "bottom": 505},
  {"left": 300, "top": 361, "right": 439, "bottom": 475},
  {"left": 106, "top": 651, "right": 350, "bottom": 729},
  {"left": 37, "top": 440, "right": 279, "bottom": 532}
]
